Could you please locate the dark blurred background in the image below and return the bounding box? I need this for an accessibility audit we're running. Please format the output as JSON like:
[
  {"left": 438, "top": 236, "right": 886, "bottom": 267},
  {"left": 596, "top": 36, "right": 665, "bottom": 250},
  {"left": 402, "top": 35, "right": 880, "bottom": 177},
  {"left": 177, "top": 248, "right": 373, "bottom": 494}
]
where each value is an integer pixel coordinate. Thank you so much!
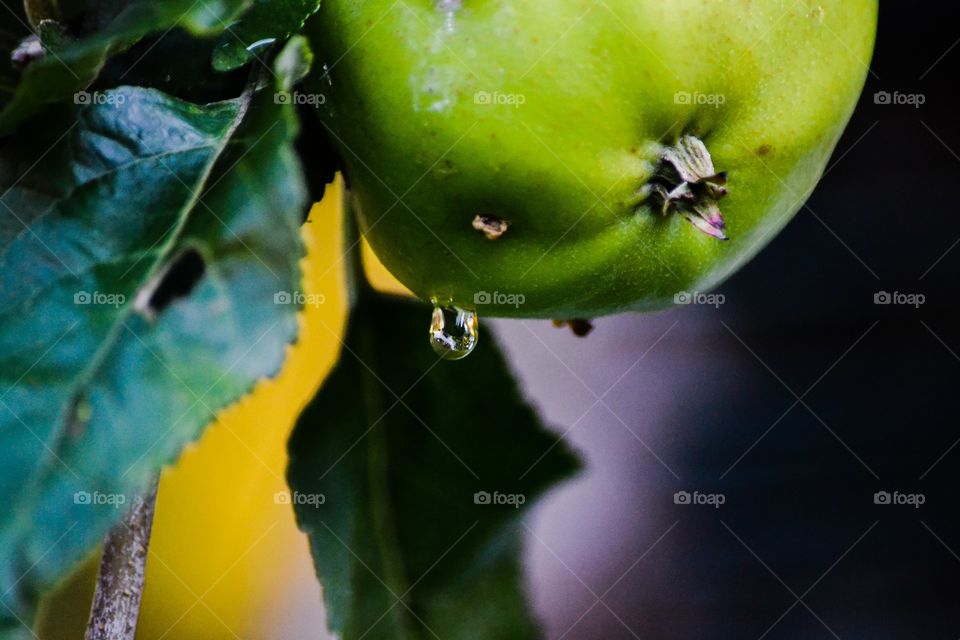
[{"left": 494, "top": 3, "right": 960, "bottom": 639}]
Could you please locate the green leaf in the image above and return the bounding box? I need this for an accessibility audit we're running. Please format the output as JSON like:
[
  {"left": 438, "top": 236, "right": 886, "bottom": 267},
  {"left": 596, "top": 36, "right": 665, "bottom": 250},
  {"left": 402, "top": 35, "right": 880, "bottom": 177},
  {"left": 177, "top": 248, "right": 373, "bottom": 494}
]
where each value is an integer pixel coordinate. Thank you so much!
[
  {"left": 0, "top": 2, "right": 30, "bottom": 99},
  {"left": 93, "top": 27, "right": 249, "bottom": 108},
  {"left": 274, "top": 34, "right": 314, "bottom": 92},
  {"left": 0, "top": 0, "right": 252, "bottom": 134},
  {"left": 35, "top": 19, "right": 71, "bottom": 52},
  {"left": 0, "top": 84, "right": 306, "bottom": 636},
  {"left": 288, "top": 292, "right": 580, "bottom": 640},
  {"left": 212, "top": 0, "right": 322, "bottom": 72}
]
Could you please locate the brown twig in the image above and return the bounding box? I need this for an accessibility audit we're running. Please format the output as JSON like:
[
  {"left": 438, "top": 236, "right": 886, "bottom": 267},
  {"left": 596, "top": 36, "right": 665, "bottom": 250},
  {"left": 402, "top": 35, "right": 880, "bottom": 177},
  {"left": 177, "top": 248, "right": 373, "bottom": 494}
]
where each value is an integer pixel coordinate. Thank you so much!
[{"left": 84, "top": 478, "right": 159, "bottom": 640}]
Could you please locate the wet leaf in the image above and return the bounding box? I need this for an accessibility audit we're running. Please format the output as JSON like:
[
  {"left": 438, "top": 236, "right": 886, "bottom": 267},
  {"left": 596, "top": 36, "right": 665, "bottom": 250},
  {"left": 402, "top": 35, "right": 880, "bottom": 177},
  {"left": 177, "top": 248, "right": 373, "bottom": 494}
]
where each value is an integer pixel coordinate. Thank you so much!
[
  {"left": 212, "top": 0, "right": 322, "bottom": 71},
  {"left": 288, "top": 292, "right": 580, "bottom": 640}
]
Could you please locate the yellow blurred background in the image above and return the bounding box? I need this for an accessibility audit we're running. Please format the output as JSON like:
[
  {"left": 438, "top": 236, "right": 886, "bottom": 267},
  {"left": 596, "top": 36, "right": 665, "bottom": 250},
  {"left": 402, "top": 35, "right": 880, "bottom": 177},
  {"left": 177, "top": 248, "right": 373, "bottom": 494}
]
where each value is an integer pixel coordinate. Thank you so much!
[{"left": 35, "top": 179, "right": 408, "bottom": 639}]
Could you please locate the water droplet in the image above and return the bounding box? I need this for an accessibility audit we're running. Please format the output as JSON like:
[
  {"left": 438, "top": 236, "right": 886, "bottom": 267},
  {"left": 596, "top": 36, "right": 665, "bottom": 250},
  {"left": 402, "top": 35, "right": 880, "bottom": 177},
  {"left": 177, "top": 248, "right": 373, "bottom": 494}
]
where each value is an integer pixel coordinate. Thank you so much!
[{"left": 429, "top": 301, "right": 478, "bottom": 360}]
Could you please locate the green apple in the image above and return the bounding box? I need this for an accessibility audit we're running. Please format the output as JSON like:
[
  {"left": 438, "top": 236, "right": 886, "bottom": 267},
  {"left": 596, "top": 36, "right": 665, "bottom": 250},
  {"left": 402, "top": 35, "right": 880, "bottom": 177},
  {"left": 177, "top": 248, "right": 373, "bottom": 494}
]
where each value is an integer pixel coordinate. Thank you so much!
[{"left": 306, "top": 0, "right": 877, "bottom": 319}]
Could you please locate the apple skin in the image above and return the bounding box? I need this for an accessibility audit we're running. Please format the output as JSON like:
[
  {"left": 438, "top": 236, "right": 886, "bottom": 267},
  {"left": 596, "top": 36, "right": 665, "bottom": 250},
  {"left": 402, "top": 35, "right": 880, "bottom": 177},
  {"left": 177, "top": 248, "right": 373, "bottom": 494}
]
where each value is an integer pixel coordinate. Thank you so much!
[{"left": 306, "top": 0, "right": 877, "bottom": 318}]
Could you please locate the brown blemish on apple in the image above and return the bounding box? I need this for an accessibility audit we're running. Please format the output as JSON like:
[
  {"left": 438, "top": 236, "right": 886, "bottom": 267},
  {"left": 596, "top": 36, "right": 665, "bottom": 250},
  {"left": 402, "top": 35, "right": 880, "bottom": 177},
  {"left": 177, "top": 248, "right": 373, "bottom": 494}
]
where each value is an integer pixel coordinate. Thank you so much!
[{"left": 472, "top": 214, "right": 509, "bottom": 240}]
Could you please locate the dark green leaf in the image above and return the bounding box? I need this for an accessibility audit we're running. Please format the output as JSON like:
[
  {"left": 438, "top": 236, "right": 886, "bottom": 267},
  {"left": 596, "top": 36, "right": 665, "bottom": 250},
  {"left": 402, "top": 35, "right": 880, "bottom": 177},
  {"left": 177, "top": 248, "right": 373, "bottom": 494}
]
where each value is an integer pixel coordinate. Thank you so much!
[
  {"left": 212, "top": 0, "right": 322, "bottom": 72},
  {"left": 23, "top": 0, "right": 58, "bottom": 28},
  {"left": 94, "top": 28, "right": 249, "bottom": 107},
  {"left": 294, "top": 99, "right": 340, "bottom": 204},
  {"left": 0, "top": 0, "right": 252, "bottom": 134},
  {"left": 35, "top": 19, "right": 71, "bottom": 52},
  {"left": 0, "top": 0, "right": 27, "bottom": 30},
  {"left": 0, "top": 83, "right": 306, "bottom": 636},
  {"left": 288, "top": 292, "right": 580, "bottom": 640}
]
